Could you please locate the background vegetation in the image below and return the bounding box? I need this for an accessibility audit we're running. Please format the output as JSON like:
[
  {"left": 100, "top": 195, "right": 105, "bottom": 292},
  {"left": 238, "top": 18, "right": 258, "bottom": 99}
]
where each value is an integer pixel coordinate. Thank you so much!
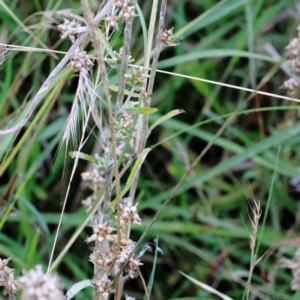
[{"left": 1, "top": 0, "right": 300, "bottom": 299}]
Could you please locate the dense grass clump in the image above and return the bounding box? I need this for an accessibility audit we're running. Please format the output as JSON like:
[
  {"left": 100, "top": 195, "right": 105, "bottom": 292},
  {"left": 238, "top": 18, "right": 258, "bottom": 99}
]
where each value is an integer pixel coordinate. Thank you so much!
[{"left": 1, "top": 1, "right": 300, "bottom": 299}]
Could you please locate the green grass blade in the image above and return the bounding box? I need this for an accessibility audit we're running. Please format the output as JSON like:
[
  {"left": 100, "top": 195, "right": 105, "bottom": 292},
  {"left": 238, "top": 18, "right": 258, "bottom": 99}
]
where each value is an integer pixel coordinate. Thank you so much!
[
  {"left": 143, "top": 236, "right": 160, "bottom": 300},
  {"left": 245, "top": 2, "right": 256, "bottom": 88},
  {"left": 136, "top": 2, "right": 147, "bottom": 59},
  {"left": 158, "top": 49, "right": 277, "bottom": 69},
  {"left": 26, "top": 229, "right": 40, "bottom": 269},
  {"left": 148, "top": 109, "right": 185, "bottom": 136},
  {"left": 119, "top": 148, "right": 151, "bottom": 199},
  {"left": 175, "top": 0, "right": 250, "bottom": 38}
]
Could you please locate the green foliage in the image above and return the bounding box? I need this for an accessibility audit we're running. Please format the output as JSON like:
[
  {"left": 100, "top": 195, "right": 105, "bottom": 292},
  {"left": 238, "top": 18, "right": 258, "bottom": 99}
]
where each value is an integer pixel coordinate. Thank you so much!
[{"left": 0, "top": 0, "right": 299, "bottom": 299}]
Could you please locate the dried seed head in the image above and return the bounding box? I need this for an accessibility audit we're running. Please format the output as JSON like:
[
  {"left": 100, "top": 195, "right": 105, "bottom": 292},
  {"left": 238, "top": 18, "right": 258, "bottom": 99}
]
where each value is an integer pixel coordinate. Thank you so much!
[
  {"left": 112, "top": 241, "right": 143, "bottom": 280},
  {"left": 286, "top": 38, "right": 300, "bottom": 58},
  {"left": 86, "top": 221, "right": 116, "bottom": 244},
  {"left": 118, "top": 197, "right": 142, "bottom": 226},
  {"left": 81, "top": 195, "right": 96, "bottom": 212},
  {"left": 122, "top": 6, "right": 138, "bottom": 23},
  {"left": 57, "top": 18, "right": 82, "bottom": 43},
  {"left": 282, "top": 29, "right": 300, "bottom": 96},
  {"left": 104, "top": 15, "right": 120, "bottom": 31},
  {"left": 115, "top": 0, "right": 134, "bottom": 8},
  {"left": 68, "top": 51, "right": 94, "bottom": 73},
  {"left": 0, "top": 258, "right": 18, "bottom": 296},
  {"left": 291, "top": 59, "right": 300, "bottom": 76},
  {"left": 280, "top": 246, "right": 300, "bottom": 291},
  {"left": 91, "top": 274, "right": 112, "bottom": 294},
  {"left": 81, "top": 167, "right": 105, "bottom": 192},
  {"left": 18, "top": 265, "right": 64, "bottom": 300},
  {"left": 281, "top": 77, "right": 300, "bottom": 97},
  {"left": 89, "top": 252, "right": 105, "bottom": 267},
  {"left": 161, "top": 27, "right": 174, "bottom": 44}
]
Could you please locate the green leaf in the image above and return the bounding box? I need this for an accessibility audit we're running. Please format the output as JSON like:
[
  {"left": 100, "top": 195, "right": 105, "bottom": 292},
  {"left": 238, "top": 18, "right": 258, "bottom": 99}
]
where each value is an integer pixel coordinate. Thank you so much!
[
  {"left": 118, "top": 148, "right": 151, "bottom": 201},
  {"left": 26, "top": 230, "right": 40, "bottom": 269},
  {"left": 175, "top": 0, "right": 250, "bottom": 38},
  {"left": 127, "top": 107, "right": 158, "bottom": 115},
  {"left": 144, "top": 236, "right": 160, "bottom": 300},
  {"left": 291, "top": 292, "right": 300, "bottom": 300},
  {"left": 97, "top": 29, "right": 115, "bottom": 58},
  {"left": 65, "top": 280, "right": 93, "bottom": 300},
  {"left": 148, "top": 109, "right": 185, "bottom": 136},
  {"left": 158, "top": 49, "right": 276, "bottom": 69},
  {"left": 136, "top": 2, "right": 147, "bottom": 60},
  {"left": 179, "top": 271, "right": 234, "bottom": 300},
  {"left": 69, "top": 151, "right": 97, "bottom": 164},
  {"left": 17, "top": 196, "right": 50, "bottom": 236}
]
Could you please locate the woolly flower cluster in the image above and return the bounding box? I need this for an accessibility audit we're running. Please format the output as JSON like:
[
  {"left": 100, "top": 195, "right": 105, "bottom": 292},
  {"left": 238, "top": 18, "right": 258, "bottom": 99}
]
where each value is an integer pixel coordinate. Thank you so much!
[
  {"left": 103, "top": 113, "right": 137, "bottom": 161},
  {"left": 57, "top": 18, "right": 83, "bottom": 43},
  {"left": 80, "top": 113, "right": 137, "bottom": 212},
  {"left": 86, "top": 197, "right": 142, "bottom": 298},
  {"left": 280, "top": 246, "right": 300, "bottom": 291},
  {"left": 104, "top": 0, "right": 137, "bottom": 31},
  {"left": 161, "top": 27, "right": 174, "bottom": 45},
  {"left": 81, "top": 167, "right": 105, "bottom": 192},
  {"left": 18, "top": 265, "right": 64, "bottom": 300},
  {"left": 0, "top": 260, "right": 64, "bottom": 300},
  {"left": 282, "top": 26, "right": 300, "bottom": 96},
  {"left": 81, "top": 166, "right": 106, "bottom": 211},
  {"left": 0, "top": 258, "right": 18, "bottom": 296},
  {"left": 118, "top": 197, "right": 142, "bottom": 226},
  {"left": 68, "top": 50, "right": 94, "bottom": 73}
]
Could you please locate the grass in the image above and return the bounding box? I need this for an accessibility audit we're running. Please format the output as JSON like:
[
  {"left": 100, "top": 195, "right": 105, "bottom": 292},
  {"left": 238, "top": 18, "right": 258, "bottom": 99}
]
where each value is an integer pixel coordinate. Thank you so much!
[{"left": 1, "top": 0, "right": 300, "bottom": 299}]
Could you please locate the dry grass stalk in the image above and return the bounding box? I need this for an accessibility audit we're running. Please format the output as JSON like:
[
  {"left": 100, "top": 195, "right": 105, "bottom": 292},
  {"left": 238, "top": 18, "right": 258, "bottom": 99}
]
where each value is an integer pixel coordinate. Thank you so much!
[{"left": 245, "top": 198, "right": 262, "bottom": 300}]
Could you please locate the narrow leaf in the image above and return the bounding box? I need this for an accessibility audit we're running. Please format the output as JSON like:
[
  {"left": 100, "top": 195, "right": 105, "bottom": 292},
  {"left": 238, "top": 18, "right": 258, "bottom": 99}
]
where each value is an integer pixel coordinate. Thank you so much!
[
  {"left": 97, "top": 29, "right": 115, "bottom": 58},
  {"left": 144, "top": 236, "right": 160, "bottom": 300},
  {"left": 65, "top": 280, "right": 93, "bottom": 300},
  {"left": 119, "top": 148, "right": 151, "bottom": 199},
  {"left": 17, "top": 196, "right": 50, "bottom": 236},
  {"left": 127, "top": 107, "right": 158, "bottom": 115},
  {"left": 148, "top": 109, "right": 185, "bottom": 136},
  {"left": 175, "top": 0, "right": 250, "bottom": 38},
  {"left": 69, "top": 151, "right": 97, "bottom": 164},
  {"left": 179, "top": 271, "right": 234, "bottom": 300},
  {"left": 291, "top": 292, "right": 300, "bottom": 300}
]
